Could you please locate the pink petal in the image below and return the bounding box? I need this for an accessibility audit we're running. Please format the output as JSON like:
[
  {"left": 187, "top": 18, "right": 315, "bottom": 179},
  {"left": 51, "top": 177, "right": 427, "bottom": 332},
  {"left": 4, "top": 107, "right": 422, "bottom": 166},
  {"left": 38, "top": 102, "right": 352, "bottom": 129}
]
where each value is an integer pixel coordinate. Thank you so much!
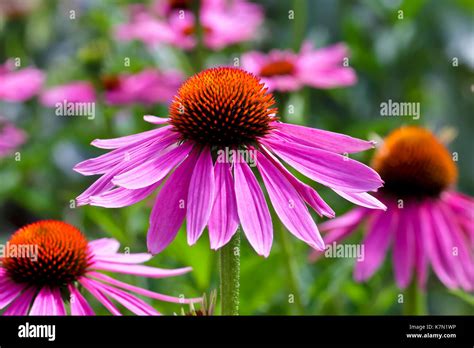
[
  {"left": 91, "top": 127, "right": 169, "bottom": 149},
  {"left": 263, "top": 135, "right": 383, "bottom": 193},
  {"left": 79, "top": 277, "right": 121, "bottom": 315},
  {"left": 208, "top": 161, "right": 239, "bottom": 250},
  {"left": 0, "top": 276, "right": 26, "bottom": 310},
  {"left": 90, "top": 261, "right": 192, "bottom": 278},
  {"left": 257, "top": 151, "right": 324, "bottom": 250},
  {"left": 3, "top": 287, "right": 36, "bottom": 315},
  {"left": 112, "top": 141, "right": 192, "bottom": 189},
  {"left": 69, "top": 284, "right": 95, "bottom": 315},
  {"left": 273, "top": 122, "right": 375, "bottom": 153},
  {"left": 87, "top": 279, "right": 159, "bottom": 315},
  {"left": 143, "top": 115, "right": 170, "bottom": 124},
  {"left": 392, "top": 205, "right": 415, "bottom": 288},
  {"left": 333, "top": 190, "right": 386, "bottom": 210},
  {"left": 89, "top": 181, "right": 161, "bottom": 208},
  {"left": 354, "top": 210, "right": 396, "bottom": 282},
  {"left": 29, "top": 287, "right": 66, "bottom": 316},
  {"left": 147, "top": 147, "right": 199, "bottom": 254},
  {"left": 89, "top": 271, "right": 201, "bottom": 304},
  {"left": 260, "top": 146, "right": 334, "bottom": 218},
  {"left": 88, "top": 238, "right": 120, "bottom": 255},
  {"left": 234, "top": 158, "right": 273, "bottom": 257},
  {"left": 187, "top": 148, "right": 215, "bottom": 245},
  {"left": 412, "top": 204, "right": 428, "bottom": 289},
  {"left": 92, "top": 253, "right": 153, "bottom": 264}
]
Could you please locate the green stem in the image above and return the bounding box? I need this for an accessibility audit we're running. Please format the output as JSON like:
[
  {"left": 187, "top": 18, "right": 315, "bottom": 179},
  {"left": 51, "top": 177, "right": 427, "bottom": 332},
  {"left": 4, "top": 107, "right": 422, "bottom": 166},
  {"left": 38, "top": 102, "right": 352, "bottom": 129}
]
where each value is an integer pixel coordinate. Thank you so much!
[
  {"left": 219, "top": 232, "right": 240, "bottom": 315},
  {"left": 191, "top": 1, "right": 205, "bottom": 71},
  {"left": 278, "top": 222, "right": 305, "bottom": 314},
  {"left": 403, "top": 280, "right": 427, "bottom": 315},
  {"left": 292, "top": 0, "right": 308, "bottom": 51}
]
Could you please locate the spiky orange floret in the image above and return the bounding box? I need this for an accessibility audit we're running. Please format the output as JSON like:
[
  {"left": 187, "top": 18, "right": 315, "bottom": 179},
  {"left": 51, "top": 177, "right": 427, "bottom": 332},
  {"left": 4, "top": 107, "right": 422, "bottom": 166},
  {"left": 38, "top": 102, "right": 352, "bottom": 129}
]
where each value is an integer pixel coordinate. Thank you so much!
[
  {"left": 260, "top": 60, "right": 295, "bottom": 77},
  {"left": 169, "top": 67, "right": 277, "bottom": 147},
  {"left": 372, "top": 126, "right": 457, "bottom": 198},
  {"left": 3, "top": 220, "right": 91, "bottom": 287}
]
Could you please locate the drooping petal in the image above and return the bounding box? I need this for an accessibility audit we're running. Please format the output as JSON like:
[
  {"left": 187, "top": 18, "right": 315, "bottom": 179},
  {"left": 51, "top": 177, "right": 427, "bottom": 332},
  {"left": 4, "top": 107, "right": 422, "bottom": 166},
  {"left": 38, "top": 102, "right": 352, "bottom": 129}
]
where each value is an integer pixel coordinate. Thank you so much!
[
  {"left": 88, "top": 238, "right": 120, "bottom": 255},
  {"left": 143, "top": 115, "right": 170, "bottom": 124},
  {"left": 0, "top": 276, "right": 26, "bottom": 310},
  {"left": 69, "top": 284, "right": 95, "bottom": 315},
  {"left": 234, "top": 158, "right": 273, "bottom": 257},
  {"left": 112, "top": 141, "right": 193, "bottom": 189},
  {"left": 79, "top": 277, "right": 121, "bottom": 315},
  {"left": 92, "top": 253, "right": 153, "bottom": 264},
  {"left": 257, "top": 151, "right": 324, "bottom": 250},
  {"left": 3, "top": 287, "right": 36, "bottom": 316},
  {"left": 89, "top": 272, "right": 201, "bottom": 304},
  {"left": 208, "top": 161, "right": 239, "bottom": 250},
  {"left": 263, "top": 135, "right": 383, "bottom": 193},
  {"left": 354, "top": 209, "right": 396, "bottom": 282},
  {"left": 392, "top": 205, "right": 414, "bottom": 288},
  {"left": 91, "top": 126, "right": 169, "bottom": 149},
  {"left": 411, "top": 204, "right": 428, "bottom": 289},
  {"left": 309, "top": 208, "right": 367, "bottom": 262},
  {"left": 90, "top": 261, "right": 193, "bottom": 279},
  {"left": 333, "top": 190, "right": 386, "bottom": 210},
  {"left": 86, "top": 279, "right": 159, "bottom": 315},
  {"left": 272, "top": 122, "right": 375, "bottom": 154},
  {"left": 187, "top": 147, "right": 215, "bottom": 245},
  {"left": 260, "top": 145, "right": 334, "bottom": 218},
  {"left": 147, "top": 147, "right": 199, "bottom": 254},
  {"left": 89, "top": 181, "right": 161, "bottom": 208},
  {"left": 29, "top": 287, "right": 66, "bottom": 315}
]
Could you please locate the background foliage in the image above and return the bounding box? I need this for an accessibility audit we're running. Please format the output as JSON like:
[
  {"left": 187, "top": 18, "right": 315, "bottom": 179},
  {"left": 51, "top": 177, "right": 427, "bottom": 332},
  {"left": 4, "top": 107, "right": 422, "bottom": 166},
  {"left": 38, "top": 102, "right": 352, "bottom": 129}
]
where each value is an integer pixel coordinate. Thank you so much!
[{"left": 0, "top": 0, "right": 473, "bottom": 315}]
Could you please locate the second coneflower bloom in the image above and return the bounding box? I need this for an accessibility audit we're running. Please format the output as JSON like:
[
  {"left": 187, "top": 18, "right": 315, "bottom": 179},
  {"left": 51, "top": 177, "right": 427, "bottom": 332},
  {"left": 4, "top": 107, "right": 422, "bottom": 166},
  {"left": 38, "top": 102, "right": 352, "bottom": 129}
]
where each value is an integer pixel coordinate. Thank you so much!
[
  {"left": 74, "top": 67, "right": 384, "bottom": 257},
  {"left": 310, "top": 126, "right": 474, "bottom": 291}
]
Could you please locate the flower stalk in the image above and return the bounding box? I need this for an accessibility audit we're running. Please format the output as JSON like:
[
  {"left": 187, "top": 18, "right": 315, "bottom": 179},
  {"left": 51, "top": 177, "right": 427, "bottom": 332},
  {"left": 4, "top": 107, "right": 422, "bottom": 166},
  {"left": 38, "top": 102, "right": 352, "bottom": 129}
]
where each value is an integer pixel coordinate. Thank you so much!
[{"left": 219, "top": 232, "right": 241, "bottom": 315}]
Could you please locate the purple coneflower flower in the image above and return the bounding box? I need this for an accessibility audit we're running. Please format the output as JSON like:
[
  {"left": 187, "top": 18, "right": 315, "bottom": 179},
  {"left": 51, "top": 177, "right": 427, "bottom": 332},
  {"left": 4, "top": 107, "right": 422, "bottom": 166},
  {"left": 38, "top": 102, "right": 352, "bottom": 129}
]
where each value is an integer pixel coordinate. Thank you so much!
[
  {"left": 74, "top": 67, "right": 384, "bottom": 257},
  {"left": 0, "top": 220, "right": 199, "bottom": 315},
  {"left": 115, "top": 0, "right": 263, "bottom": 51},
  {"left": 40, "top": 81, "right": 96, "bottom": 106},
  {"left": 0, "top": 60, "right": 44, "bottom": 102},
  {"left": 102, "top": 69, "right": 183, "bottom": 105},
  {"left": 0, "top": 117, "right": 26, "bottom": 158},
  {"left": 242, "top": 41, "right": 356, "bottom": 92},
  {"left": 310, "top": 126, "right": 474, "bottom": 291}
]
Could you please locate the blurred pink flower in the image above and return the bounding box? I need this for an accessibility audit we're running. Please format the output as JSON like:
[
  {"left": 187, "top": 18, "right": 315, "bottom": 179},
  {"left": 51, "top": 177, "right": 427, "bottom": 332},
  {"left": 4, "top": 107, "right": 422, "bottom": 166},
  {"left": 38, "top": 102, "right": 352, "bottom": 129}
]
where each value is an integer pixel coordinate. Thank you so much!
[
  {"left": 242, "top": 42, "right": 357, "bottom": 92},
  {"left": 309, "top": 127, "right": 474, "bottom": 291},
  {"left": 104, "top": 69, "right": 183, "bottom": 105},
  {"left": 115, "top": 0, "right": 263, "bottom": 50},
  {"left": 1, "top": 220, "right": 200, "bottom": 316},
  {"left": 40, "top": 81, "right": 96, "bottom": 107},
  {"left": 0, "top": 60, "right": 44, "bottom": 102},
  {"left": 0, "top": 117, "right": 26, "bottom": 158}
]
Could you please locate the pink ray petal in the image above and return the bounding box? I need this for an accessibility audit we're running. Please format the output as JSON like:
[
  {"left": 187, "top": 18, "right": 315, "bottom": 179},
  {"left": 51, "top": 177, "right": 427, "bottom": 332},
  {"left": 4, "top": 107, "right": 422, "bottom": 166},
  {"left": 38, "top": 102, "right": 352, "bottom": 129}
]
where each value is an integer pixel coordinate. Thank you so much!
[
  {"left": 88, "top": 238, "right": 120, "bottom": 255},
  {"left": 143, "top": 115, "right": 170, "bottom": 124},
  {"left": 187, "top": 147, "right": 215, "bottom": 245},
  {"left": 257, "top": 151, "right": 325, "bottom": 250},
  {"left": 91, "top": 126, "right": 170, "bottom": 149},
  {"left": 69, "top": 284, "right": 95, "bottom": 315},
  {"left": 3, "top": 287, "right": 36, "bottom": 315},
  {"left": 209, "top": 160, "right": 239, "bottom": 250},
  {"left": 393, "top": 205, "right": 415, "bottom": 288},
  {"left": 147, "top": 147, "right": 199, "bottom": 254},
  {"left": 79, "top": 277, "right": 122, "bottom": 315},
  {"left": 29, "top": 287, "right": 66, "bottom": 316},
  {"left": 333, "top": 190, "right": 386, "bottom": 210},
  {"left": 90, "top": 261, "right": 192, "bottom": 278},
  {"left": 234, "top": 158, "right": 273, "bottom": 257}
]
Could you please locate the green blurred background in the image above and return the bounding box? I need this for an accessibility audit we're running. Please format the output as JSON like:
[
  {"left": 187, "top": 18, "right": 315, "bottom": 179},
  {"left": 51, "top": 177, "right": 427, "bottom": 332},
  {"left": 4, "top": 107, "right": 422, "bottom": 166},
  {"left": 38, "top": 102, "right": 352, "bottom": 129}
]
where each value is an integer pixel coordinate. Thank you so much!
[{"left": 0, "top": 0, "right": 473, "bottom": 315}]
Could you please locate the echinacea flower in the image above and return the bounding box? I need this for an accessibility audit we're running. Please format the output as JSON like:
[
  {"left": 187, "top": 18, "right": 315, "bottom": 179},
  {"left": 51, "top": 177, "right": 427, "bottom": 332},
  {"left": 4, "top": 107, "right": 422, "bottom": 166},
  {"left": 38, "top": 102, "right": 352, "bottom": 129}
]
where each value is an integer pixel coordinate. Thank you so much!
[
  {"left": 40, "top": 81, "right": 96, "bottom": 107},
  {"left": 102, "top": 69, "right": 183, "bottom": 105},
  {"left": 74, "top": 67, "right": 384, "bottom": 257},
  {"left": 0, "top": 60, "right": 44, "bottom": 102},
  {"left": 0, "top": 220, "right": 199, "bottom": 315},
  {"left": 310, "top": 126, "right": 474, "bottom": 291},
  {"left": 115, "top": 0, "right": 263, "bottom": 51},
  {"left": 242, "top": 41, "right": 357, "bottom": 92},
  {"left": 0, "top": 117, "right": 26, "bottom": 158}
]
